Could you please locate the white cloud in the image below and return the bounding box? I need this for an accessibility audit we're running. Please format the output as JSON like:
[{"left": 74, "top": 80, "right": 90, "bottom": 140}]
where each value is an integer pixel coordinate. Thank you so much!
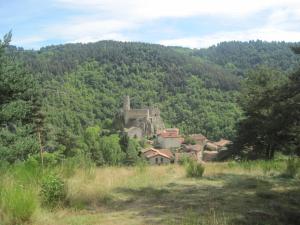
[
  {"left": 50, "top": 0, "right": 300, "bottom": 46},
  {"left": 55, "top": 0, "right": 300, "bottom": 20},
  {"left": 45, "top": 19, "right": 134, "bottom": 43},
  {"left": 11, "top": 0, "right": 300, "bottom": 48},
  {"left": 157, "top": 1, "right": 300, "bottom": 48},
  {"left": 159, "top": 28, "right": 300, "bottom": 48}
]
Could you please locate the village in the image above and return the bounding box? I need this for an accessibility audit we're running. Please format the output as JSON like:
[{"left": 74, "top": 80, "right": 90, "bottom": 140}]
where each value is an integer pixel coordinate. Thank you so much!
[{"left": 122, "top": 96, "right": 232, "bottom": 165}]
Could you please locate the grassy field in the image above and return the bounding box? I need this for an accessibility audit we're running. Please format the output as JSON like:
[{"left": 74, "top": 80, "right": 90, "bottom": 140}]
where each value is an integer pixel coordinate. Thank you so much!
[{"left": 1, "top": 159, "right": 300, "bottom": 225}]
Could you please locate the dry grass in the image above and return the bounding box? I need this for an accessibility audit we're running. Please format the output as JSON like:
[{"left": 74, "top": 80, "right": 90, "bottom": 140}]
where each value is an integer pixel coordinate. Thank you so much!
[
  {"left": 4, "top": 160, "right": 299, "bottom": 225},
  {"left": 66, "top": 165, "right": 185, "bottom": 209}
]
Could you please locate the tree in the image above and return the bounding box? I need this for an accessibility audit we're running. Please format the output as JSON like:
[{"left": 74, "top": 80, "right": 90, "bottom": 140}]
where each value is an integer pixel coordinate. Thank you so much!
[
  {"left": 83, "top": 125, "right": 104, "bottom": 165},
  {"left": 234, "top": 58, "right": 300, "bottom": 159},
  {"left": 0, "top": 32, "right": 41, "bottom": 163},
  {"left": 269, "top": 47, "right": 300, "bottom": 155},
  {"left": 100, "top": 134, "right": 125, "bottom": 165}
]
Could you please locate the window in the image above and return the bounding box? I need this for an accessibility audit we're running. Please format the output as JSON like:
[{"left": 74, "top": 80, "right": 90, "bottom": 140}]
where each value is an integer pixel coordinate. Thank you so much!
[
  {"left": 155, "top": 158, "right": 158, "bottom": 163},
  {"left": 161, "top": 157, "right": 163, "bottom": 163}
]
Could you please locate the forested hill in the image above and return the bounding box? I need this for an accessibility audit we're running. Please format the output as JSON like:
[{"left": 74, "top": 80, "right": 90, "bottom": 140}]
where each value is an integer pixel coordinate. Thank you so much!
[
  {"left": 8, "top": 41, "right": 240, "bottom": 90},
  {"left": 194, "top": 40, "right": 300, "bottom": 76},
  {"left": 4, "top": 40, "right": 299, "bottom": 152}
]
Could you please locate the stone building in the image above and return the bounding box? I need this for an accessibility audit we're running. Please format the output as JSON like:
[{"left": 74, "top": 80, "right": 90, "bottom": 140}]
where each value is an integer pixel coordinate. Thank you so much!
[
  {"left": 204, "top": 139, "right": 231, "bottom": 151},
  {"left": 141, "top": 148, "right": 173, "bottom": 165},
  {"left": 203, "top": 139, "right": 232, "bottom": 161},
  {"left": 123, "top": 96, "right": 165, "bottom": 138},
  {"left": 156, "top": 128, "right": 183, "bottom": 149}
]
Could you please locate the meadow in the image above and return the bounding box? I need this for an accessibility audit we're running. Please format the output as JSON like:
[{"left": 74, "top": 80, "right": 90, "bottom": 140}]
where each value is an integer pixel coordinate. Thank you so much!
[{"left": 0, "top": 157, "right": 299, "bottom": 225}]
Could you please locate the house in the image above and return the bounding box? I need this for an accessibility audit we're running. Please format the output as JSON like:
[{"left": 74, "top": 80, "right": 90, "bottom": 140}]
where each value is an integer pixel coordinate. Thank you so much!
[
  {"left": 175, "top": 144, "right": 203, "bottom": 163},
  {"left": 205, "top": 138, "right": 231, "bottom": 151},
  {"left": 141, "top": 148, "right": 173, "bottom": 165},
  {"left": 156, "top": 128, "right": 184, "bottom": 149},
  {"left": 202, "top": 151, "right": 219, "bottom": 161},
  {"left": 203, "top": 138, "right": 232, "bottom": 161}
]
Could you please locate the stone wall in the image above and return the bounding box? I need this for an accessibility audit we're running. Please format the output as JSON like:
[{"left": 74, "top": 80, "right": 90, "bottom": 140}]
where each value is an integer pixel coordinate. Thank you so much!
[
  {"left": 157, "top": 136, "right": 182, "bottom": 149},
  {"left": 148, "top": 155, "right": 171, "bottom": 165}
]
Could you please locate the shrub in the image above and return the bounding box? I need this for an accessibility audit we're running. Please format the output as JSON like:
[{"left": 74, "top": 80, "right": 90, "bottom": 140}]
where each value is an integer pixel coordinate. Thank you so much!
[
  {"left": 0, "top": 185, "right": 38, "bottom": 224},
  {"left": 178, "top": 154, "right": 191, "bottom": 166},
  {"left": 40, "top": 174, "right": 66, "bottom": 208},
  {"left": 185, "top": 159, "right": 205, "bottom": 178},
  {"left": 282, "top": 157, "right": 300, "bottom": 178},
  {"left": 183, "top": 136, "right": 196, "bottom": 145}
]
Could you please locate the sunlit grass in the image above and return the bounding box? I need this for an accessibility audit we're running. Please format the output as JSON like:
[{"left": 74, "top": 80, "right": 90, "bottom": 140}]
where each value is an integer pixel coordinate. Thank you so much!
[{"left": 1, "top": 158, "right": 299, "bottom": 225}]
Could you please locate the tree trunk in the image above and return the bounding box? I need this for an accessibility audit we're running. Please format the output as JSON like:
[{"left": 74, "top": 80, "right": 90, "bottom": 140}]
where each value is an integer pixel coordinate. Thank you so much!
[{"left": 38, "top": 131, "right": 44, "bottom": 169}]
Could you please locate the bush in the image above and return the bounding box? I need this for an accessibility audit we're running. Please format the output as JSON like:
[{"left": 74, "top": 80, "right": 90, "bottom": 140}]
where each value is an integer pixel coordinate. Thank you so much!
[
  {"left": 183, "top": 136, "right": 196, "bottom": 145},
  {"left": 282, "top": 157, "right": 300, "bottom": 178},
  {"left": 185, "top": 159, "right": 205, "bottom": 178},
  {"left": 0, "top": 185, "right": 38, "bottom": 224},
  {"left": 178, "top": 154, "right": 191, "bottom": 165},
  {"left": 40, "top": 174, "right": 66, "bottom": 208}
]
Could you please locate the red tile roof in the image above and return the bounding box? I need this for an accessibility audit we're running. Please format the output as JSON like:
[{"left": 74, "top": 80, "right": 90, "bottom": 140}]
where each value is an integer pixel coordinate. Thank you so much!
[
  {"left": 142, "top": 148, "right": 173, "bottom": 159},
  {"left": 158, "top": 128, "right": 181, "bottom": 138}
]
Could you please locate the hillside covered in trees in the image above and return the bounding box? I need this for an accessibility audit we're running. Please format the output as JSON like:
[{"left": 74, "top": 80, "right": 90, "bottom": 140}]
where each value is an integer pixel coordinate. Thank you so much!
[{"left": 2, "top": 37, "right": 300, "bottom": 163}]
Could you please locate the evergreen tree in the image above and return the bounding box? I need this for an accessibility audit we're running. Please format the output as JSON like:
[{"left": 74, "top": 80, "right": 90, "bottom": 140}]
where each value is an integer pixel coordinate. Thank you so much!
[
  {"left": 0, "top": 32, "right": 41, "bottom": 163},
  {"left": 234, "top": 52, "right": 300, "bottom": 159}
]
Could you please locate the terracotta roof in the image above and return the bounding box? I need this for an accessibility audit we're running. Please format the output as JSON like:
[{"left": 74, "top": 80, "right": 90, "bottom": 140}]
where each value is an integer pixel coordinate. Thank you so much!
[
  {"left": 157, "top": 149, "right": 173, "bottom": 158},
  {"left": 142, "top": 148, "right": 173, "bottom": 159},
  {"left": 158, "top": 128, "right": 180, "bottom": 138},
  {"left": 142, "top": 148, "right": 158, "bottom": 157},
  {"left": 159, "top": 133, "right": 181, "bottom": 138}
]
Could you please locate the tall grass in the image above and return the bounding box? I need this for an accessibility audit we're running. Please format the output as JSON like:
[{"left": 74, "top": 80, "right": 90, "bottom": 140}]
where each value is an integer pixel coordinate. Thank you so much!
[
  {"left": 0, "top": 155, "right": 298, "bottom": 225},
  {"left": 0, "top": 155, "right": 95, "bottom": 223},
  {"left": 225, "top": 159, "right": 286, "bottom": 176},
  {"left": 282, "top": 157, "right": 300, "bottom": 178},
  {"left": 0, "top": 179, "right": 38, "bottom": 224},
  {"left": 185, "top": 159, "right": 205, "bottom": 178},
  {"left": 65, "top": 164, "right": 175, "bottom": 209}
]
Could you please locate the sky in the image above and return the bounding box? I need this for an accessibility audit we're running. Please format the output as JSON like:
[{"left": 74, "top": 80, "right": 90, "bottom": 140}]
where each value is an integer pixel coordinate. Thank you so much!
[{"left": 1, "top": 0, "right": 300, "bottom": 49}]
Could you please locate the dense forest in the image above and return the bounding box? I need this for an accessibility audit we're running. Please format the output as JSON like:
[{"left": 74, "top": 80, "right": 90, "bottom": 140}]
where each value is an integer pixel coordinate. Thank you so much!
[{"left": 1, "top": 33, "right": 299, "bottom": 164}]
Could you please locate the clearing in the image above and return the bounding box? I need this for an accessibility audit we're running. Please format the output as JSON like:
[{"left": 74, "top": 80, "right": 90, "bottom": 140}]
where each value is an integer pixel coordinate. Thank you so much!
[{"left": 34, "top": 162, "right": 300, "bottom": 225}]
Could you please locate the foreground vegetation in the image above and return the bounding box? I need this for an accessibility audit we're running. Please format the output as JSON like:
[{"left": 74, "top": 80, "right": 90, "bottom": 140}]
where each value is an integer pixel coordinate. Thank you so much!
[
  {"left": 0, "top": 32, "right": 299, "bottom": 225},
  {"left": 0, "top": 157, "right": 299, "bottom": 225}
]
